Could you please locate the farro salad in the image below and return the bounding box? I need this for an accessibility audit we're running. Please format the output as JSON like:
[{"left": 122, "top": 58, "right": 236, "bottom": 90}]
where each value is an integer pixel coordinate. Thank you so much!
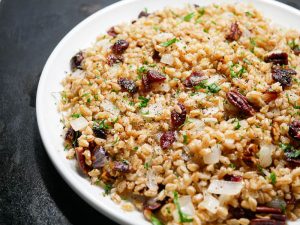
[{"left": 60, "top": 3, "right": 300, "bottom": 225}]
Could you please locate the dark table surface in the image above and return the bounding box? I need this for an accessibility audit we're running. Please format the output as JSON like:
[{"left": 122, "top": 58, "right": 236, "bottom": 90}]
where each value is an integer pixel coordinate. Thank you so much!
[{"left": 0, "top": 0, "right": 300, "bottom": 224}]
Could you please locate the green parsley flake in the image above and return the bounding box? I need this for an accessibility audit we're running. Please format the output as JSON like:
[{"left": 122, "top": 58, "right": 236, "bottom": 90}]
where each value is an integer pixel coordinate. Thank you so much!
[
  {"left": 144, "top": 162, "right": 150, "bottom": 170},
  {"left": 269, "top": 172, "right": 277, "bottom": 185},
  {"left": 207, "top": 83, "right": 221, "bottom": 93},
  {"left": 230, "top": 64, "right": 246, "bottom": 78},
  {"left": 160, "top": 38, "right": 179, "bottom": 47},
  {"left": 103, "top": 183, "right": 112, "bottom": 196},
  {"left": 71, "top": 113, "right": 81, "bottom": 118},
  {"left": 234, "top": 119, "right": 241, "bottom": 130},
  {"left": 94, "top": 119, "right": 111, "bottom": 130},
  {"left": 183, "top": 134, "right": 188, "bottom": 145},
  {"left": 245, "top": 11, "right": 254, "bottom": 17},
  {"left": 229, "top": 163, "right": 236, "bottom": 169},
  {"left": 174, "top": 191, "right": 193, "bottom": 223},
  {"left": 138, "top": 96, "right": 150, "bottom": 108},
  {"left": 151, "top": 215, "right": 164, "bottom": 225},
  {"left": 183, "top": 12, "right": 195, "bottom": 22}
]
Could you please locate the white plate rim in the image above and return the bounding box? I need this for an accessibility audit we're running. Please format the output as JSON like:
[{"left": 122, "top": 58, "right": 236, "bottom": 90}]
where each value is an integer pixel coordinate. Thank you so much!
[{"left": 36, "top": 0, "right": 300, "bottom": 224}]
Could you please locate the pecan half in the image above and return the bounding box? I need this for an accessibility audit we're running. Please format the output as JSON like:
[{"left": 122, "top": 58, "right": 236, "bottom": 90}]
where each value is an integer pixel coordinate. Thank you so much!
[
  {"left": 226, "top": 22, "right": 242, "bottom": 42},
  {"left": 270, "top": 214, "right": 286, "bottom": 221},
  {"left": 272, "top": 67, "right": 297, "bottom": 88},
  {"left": 256, "top": 206, "right": 282, "bottom": 214},
  {"left": 264, "top": 52, "right": 288, "bottom": 65},
  {"left": 250, "top": 218, "right": 284, "bottom": 225},
  {"left": 227, "top": 90, "right": 255, "bottom": 116}
]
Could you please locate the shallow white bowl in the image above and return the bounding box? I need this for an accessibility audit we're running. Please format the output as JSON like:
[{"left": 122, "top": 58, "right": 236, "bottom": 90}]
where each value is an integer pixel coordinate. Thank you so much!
[{"left": 36, "top": 0, "right": 300, "bottom": 224}]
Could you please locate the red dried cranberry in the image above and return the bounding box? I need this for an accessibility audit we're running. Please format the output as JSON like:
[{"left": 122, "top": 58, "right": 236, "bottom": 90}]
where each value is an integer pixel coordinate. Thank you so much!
[
  {"left": 183, "top": 71, "right": 206, "bottom": 88},
  {"left": 160, "top": 131, "right": 175, "bottom": 149},
  {"left": 75, "top": 148, "right": 90, "bottom": 174},
  {"left": 226, "top": 22, "right": 242, "bottom": 42},
  {"left": 111, "top": 39, "right": 129, "bottom": 54},
  {"left": 107, "top": 26, "right": 118, "bottom": 37},
  {"left": 147, "top": 70, "right": 166, "bottom": 82},
  {"left": 289, "top": 120, "right": 300, "bottom": 140},
  {"left": 107, "top": 54, "right": 124, "bottom": 66},
  {"left": 171, "top": 103, "right": 187, "bottom": 129},
  {"left": 92, "top": 127, "right": 107, "bottom": 139},
  {"left": 71, "top": 51, "right": 84, "bottom": 71},
  {"left": 264, "top": 52, "right": 288, "bottom": 65},
  {"left": 118, "top": 78, "right": 138, "bottom": 94},
  {"left": 223, "top": 174, "right": 243, "bottom": 182},
  {"left": 138, "top": 10, "right": 150, "bottom": 18},
  {"left": 272, "top": 67, "right": 297, "bottom": 88},
  {"left": 229, "top": 207, "right": 255, "bottom": 219}
]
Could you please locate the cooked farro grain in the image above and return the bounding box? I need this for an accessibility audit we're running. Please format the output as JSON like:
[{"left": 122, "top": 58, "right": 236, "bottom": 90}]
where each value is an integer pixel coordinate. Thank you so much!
[{"left": 60, "top": 3, "right": 300, "bottom": 225}]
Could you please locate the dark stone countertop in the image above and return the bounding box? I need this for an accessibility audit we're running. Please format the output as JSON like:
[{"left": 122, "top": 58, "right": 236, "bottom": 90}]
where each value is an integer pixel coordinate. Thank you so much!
[{"left": 0, "top": 0, "right": 299, "bottom": 225}]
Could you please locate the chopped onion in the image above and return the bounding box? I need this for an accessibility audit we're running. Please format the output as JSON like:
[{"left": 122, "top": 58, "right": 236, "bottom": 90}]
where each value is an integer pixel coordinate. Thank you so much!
[
  {"left": 203, "top": 107, "right": 219, "bottom": 115},
  {"left": 70, "top": 117, "right": 88, "bottom": 131},
  {"left": 92, "top": 147, "right": 108, "bottom": 169},
  {"left": 100, "top": 100, "right": 120, "bottom": 117},
  {"left": 202, "top": 117, "right": 218, "bottom": 124},
  {"left": 207, "top": 180, "right": 243, "bottom": 195},
  {"left": 154, "top": 32, "right": 174, "bottom": 42},
  {"left": 203, "top": 145, "right": 221, "bottom": 164},
  {"left": 259, "top": 143, "right": 275, "bottom": 168},
  {"left": 72, "top": 70, "right": 85, "bottom": 78},
  {"left": 191, "top": 92, "right": 207, "bottom": 102},
  {"left": 157, "top": 83, "right": 170, "bottom": 92},
  {"left": 146, "top": 169, "right": 158, "bottom": 191},
  {"left": 199, "top": 192, "right": 220, "bottom": 214},
  {"left": 160, "top": 54, "right": 174, "bottom": 65},
  {"left": 173, "top": 195, "right": 195, "bottom": 222},
  {"left": 107, "top": 64, "right": 120, "bottom": 77},
  {"left": 141, "top": 102, "right": 163, "bottom": 118},
  {"left": 206, "top": 75, "right": 223, "bottom": 85},
  {"left": 96, "top": 39, "right": 111, "bottom": 51}
]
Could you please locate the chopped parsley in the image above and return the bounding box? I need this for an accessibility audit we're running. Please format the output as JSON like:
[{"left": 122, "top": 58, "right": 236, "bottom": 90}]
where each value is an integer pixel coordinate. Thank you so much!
[
  {"left": 279, "top": 143, "right": 300, "bottom": 158},
  {"left": 160, "top": 38, "right": 179, "bottom": 47},
  {"left": 288, "top": 39, "right": 300, "bottom": 50},
  {"left": 183, "top": 12, "right": 195, "bottom": 22},
  {"left": 64, "top": 144, "right": 70, "bottom": 151},
  {"left": 203, "top": 28, "right": 209, "bottom": 33},
  {"left": 133, "top": 146, "right": 138, "bottom": 151},
  {"left": 198, "top": 7, "right": 205, "bottom": 17},
  {"left": 138, "top": 96, "right": 150, "bottom": 108},
  {"left": 195, "top": 80, "right": 221, "bottom": 94},
  {"left": 129, "top": 101, "right": 135, "bottom": 106},
  {"left": 87, "top": 98, "right": 91, "bottom": 103},
  {"left": 245, "top": 11, "right": 254, "bottom": 17},
  {"left": 269, "top": 172, "right": 277, "bottom": 185},
  {"left": 94, "top": 119, "right": 111, "bottom": 130},
  {"left": 230, "top": 63, "right": 246, "bottom": 78},
  {"left": 153, "top": 26, "right": 160, "bottom": 31},
  {"left": 174, "top": 191, "right": 193, "bottom": 223},
  {"left": 71, "top": 113, "right": 81, "bottom": 118},
  {"left": 144, "top": 162, "right": 150, "bottom": 170},
  {"left": 229, "top": 163, "right": 236, "bottom": 169},
  {"left": 151, "top": 215, "right": 164, "bottom": 225},
  {"left": 257, "top": 164, "right": 265, "bottom": 176},
  {"left": 137, "top": 65, "right": 147, "bottom": 75},
  {"left": 103, "top": 183, "right": 112, "bottom": 196},
  {"left": 294, "top": 105, "right": 300, "bottom": 109},
  {"left": 234, "top": 119, "right": 241, "bottom": 130},
  {"left": 183, "top": 134, "right": 188, "bottom": 145}
]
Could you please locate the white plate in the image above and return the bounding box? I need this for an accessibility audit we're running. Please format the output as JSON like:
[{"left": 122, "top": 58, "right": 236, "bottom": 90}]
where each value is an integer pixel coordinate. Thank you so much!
[{"left": 36, "top": 0, "right": 300, "bottom": 224}]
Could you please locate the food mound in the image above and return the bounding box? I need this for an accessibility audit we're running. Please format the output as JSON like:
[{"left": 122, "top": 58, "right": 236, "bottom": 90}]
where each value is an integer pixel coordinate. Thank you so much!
[{"left": 60, "top": 3, "right": 300, "bottom": 225}]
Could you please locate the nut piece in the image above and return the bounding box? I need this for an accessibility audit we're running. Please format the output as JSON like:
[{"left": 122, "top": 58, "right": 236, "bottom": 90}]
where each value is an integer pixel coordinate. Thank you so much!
[
  {"left": 226, "top": 90, "right": 255, "bottom": 116},
  {"left": 256, "top": 206, "right": 282, "bottom": 214},
  {"left": 272, "top": 67, "right": 297, "bottom": 88},
  {"left": 264, "top": 52, "right": 288, "bottom": 65},
  {"left": 226, "top": 22, "right": 242, "bottom": 42}
]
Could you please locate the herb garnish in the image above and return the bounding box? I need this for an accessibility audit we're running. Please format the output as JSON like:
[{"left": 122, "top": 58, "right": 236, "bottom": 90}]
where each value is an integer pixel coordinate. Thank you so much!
[
  {"left": 160, "top": 38, "right": 179, "bottom": 47},
  {"left": 103, "top": 183, "right": 112, "bottom": 196},
  {"left": 183, "top": 12, "right": 195, "bottom": 22},
  {"left": 230, "top": 63, "right": 246, "bottom": 78},
  {"left": 150, "top": 215, "right": 164, "bottom": 225},
  {"left": 173, "top": 191, "right": 193, "bottom": 223},
  {"left": 71, "top": 113, "right": 81, "bottom": 118},
  {"left": 138, "top": 96, "right": 150, "bottom": 108},
  {"left": 183, "top": 134, "right": 188, "bottom": 145},
  {"left": 269, "top": 172, "right": 277, "bottom": 185}
]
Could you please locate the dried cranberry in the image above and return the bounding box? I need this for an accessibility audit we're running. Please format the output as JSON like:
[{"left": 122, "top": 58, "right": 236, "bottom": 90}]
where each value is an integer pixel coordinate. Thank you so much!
[
  {"left": 270, "top": 214, "right": 286, "bottom": 221},
  {"left": 147, "top": 70, "right": 166, "bottom": 82},
  {"left": 138, "top": 10, "right": 150, "bottom": 18},
  {"left": 75, "top": 148, "right": 90, "bottom": 174},
  {"left": 183, "top": 71, "right": 206, "bottom": 88},
  {"left": 152, "top": 50, "right": 161, "bottom": 62},
  {"left": 107, "top": 26, "right": 118, "bottom": 37},
  {"left": 65, "top": 127, "right": 75, "bottom": 142},
  {"left": 71, "top": 51, "right": 84, "bottom": 71},
  {"left": 93, "top": 127, "right": 107, "bottom": 139},
  {"left": 264, "top": 52, "right": 288, "bottom": 65},
  {"left": 250, "top": 219, "right": 280, "bottom": 225},
  {"left": 289, "top": 120, "right": 300, "bottom": 140},
  {"left": 107, "top": 54, "right": 124, "bottom": 66},
  {"left": 226, "top": 22, "right": 242, "bottom": 42},
  {"left": 171, "top": 103, "right": 187, "bottom": 129},
  {"left": 92, "top": 146, "right": 108, "bottom": 169},
  {"left": 160, "top": 131, "right": 175, "bottom": 149},
  {"left": 118, "top": 78, "right": 138, "bottom": 94},
  {"left": 272, "top": 67, "right": 297, "bottom": 88},
  {"left": 111, "top": 39, "right": 129, "bottom": 54},
  {"left": 113, "top": 161, "right": 130, "bottom": 172},
  {"left": 223, "top": 174, "right": 243, "bottom": 182},
  {"left": 227, "top": 90, "right": 255, "bottom": 116}
]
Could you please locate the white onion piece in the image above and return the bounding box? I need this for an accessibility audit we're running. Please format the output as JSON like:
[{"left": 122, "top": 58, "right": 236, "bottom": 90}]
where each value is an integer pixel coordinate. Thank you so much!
[
  {"left": 96, "top": 39, "right": 111, "bottom": 51},
  {"left": 202, "top": 117, "right": 218, "bottom": 124},
  {"left": 206, "top": 75, "right": 223, "bottom": 85},
  {"left": 146, "top": 169, "right": 158, "bottom": 191},
  {"left": 203, "top": 145, "right": 221, "bottom": 164},
  {"left": 199, "top": 193, "right": 220, "bottom": 214},
  {"left": 259, "top": 143, "right": 275, "bottom": 168},
  {"left": 173, "top": 195, "right": 195, "bottom": 222},
  {"left": 158, "top": 83, "right": 170, "bottom": 92},
  {"left": 100, "top": 100, "right": 120, "bottom": 117},
  {"left": 141, "top": 102, "right": 163, "bottom": 118},
  {"left": 207, "top": 180, "right": 243, "bottom": 195},
  {"left": 189, "top": 119, "right": 205, "bottom": 132},
  {"left": 191, "top": 92, "right": 207, "bottom": 102},
  {"left": 72, "top": 70, "right": 85, "bottom": 78},
  {"left": 70, "top": 117, "right": 88, "bottom": 131},
  {"left": 107, "top": 65, "right": 120, "bottom": 77},
  {"left": 161, "top": 54, "right": 174, "bottom": 65},
  {"left": 203, "top": 107, "right": 219, "bottom": 115},
  {"left": 154, "top": 32, "right": 174, "bottom": 42}
]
